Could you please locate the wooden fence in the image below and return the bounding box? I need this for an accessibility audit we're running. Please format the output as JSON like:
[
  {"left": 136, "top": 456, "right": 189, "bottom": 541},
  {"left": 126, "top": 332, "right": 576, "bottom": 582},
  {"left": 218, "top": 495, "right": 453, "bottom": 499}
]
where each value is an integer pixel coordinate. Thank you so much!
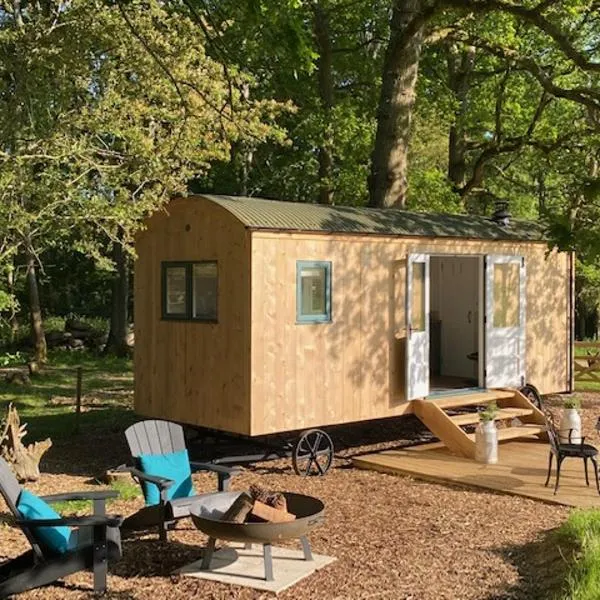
[{"left": 574, "top": 341, "right": 600, "bottom": 386}]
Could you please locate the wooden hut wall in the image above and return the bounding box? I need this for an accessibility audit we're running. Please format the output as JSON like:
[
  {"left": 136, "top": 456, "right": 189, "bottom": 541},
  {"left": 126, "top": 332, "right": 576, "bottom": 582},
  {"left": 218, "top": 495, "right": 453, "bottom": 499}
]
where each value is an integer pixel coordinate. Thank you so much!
[
  {"left": 134, "top": 197, "right": 252, "bottom": 435},
  {"left": 249, "top": 232, "right": 570, "bottom": 435}
]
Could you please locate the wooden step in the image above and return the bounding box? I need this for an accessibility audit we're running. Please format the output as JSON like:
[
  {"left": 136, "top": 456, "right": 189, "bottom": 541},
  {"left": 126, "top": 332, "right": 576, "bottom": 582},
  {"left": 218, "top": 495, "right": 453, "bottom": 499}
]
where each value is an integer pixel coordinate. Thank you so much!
[
  {"left": 429, "top": 390, "right": 515, "bottom": 410},
  {"left": 466, "top": 424, "right": 545, "bottom": 442},
  {"left": 450, "top": 408, "right": 534, "bottom": 426}
]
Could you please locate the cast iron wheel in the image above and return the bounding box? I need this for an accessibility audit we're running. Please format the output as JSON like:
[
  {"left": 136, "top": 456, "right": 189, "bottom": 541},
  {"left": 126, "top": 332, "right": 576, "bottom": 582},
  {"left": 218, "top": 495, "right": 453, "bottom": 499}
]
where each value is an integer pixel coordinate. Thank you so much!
[
  {"left": 520, "top": 384, "right": 542, "bottom": 410},
  {"left": 292, "top": 429, "right": 334, "bottom": 476}
]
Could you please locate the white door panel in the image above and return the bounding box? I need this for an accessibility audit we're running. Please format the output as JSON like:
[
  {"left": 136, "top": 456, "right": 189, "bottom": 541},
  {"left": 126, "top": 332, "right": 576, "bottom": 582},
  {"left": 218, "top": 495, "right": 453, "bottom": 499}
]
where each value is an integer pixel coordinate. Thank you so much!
[
  {"left": 406, "top": 254, "right": 430, "bottom": 399},
  {"left": 485, "top": 255, "right": 526, "bottom": 388}
]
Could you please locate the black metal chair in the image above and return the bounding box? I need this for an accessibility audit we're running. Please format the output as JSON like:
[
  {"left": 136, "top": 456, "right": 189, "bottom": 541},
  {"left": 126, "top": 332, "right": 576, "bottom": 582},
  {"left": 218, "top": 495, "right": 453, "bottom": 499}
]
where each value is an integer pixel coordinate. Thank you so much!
[
  {"left": 544, "top": 412, "right": 600, "bottom": 495},
  {"left": 119, "top": 419, "right": 242, "bottom": 540},
  {"left": 0, "top": 457, "right": 122, "bottom": 597}
]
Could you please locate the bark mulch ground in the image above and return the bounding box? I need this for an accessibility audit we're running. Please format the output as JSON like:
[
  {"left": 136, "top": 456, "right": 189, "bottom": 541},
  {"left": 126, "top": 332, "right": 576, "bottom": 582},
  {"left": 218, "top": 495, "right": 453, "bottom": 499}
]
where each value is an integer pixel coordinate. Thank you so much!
[{"left": 3, "top": 394, "right": 599, "bottom": 600}]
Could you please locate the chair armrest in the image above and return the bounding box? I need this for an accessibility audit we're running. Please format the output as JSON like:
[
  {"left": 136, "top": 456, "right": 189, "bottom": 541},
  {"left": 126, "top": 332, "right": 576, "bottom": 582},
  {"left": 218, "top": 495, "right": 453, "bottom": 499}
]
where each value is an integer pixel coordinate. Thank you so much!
[
  {"left": 18, "top": 514, "right": 123, "bottom": 528},
  {"left": 189, "top": 462, "right": 243, "bottom": 476},
  {"left": 40, "top": 491, "right": 119, "bottom": 503},
  {"left": 117, "top": 466, "right": 174, "bottom": 489},
  {"left": 189, "top": 461, "right": 242, "bottom": 492}
]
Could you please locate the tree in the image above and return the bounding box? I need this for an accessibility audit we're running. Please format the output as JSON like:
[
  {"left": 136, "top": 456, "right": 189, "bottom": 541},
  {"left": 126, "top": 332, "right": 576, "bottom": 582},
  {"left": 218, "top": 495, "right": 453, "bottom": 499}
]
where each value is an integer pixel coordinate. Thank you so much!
[
  {"left": 186, "top": 0, "right": 387, "bottom": 205},
  {"left": 369, "top": 0, "right": 600, "bottom": 208},
  {"left": 0, "top": 0, "right": 288, "bottom": 357}
]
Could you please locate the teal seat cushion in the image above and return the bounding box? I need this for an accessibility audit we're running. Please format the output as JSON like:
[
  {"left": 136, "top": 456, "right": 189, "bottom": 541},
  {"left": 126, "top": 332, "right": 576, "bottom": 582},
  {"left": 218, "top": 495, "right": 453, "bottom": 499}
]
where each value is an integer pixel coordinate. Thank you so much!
[
  {"left": 16, "top": 490, "right": 70, "bottom": 555},
  {"left": 138, "top": 449, "right": 196, "bottom": 506}
]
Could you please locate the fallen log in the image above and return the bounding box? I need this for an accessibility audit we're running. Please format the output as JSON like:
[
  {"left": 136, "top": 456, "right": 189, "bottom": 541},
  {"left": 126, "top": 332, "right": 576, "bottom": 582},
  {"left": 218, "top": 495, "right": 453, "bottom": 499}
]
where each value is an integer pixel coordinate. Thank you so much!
[{"left": 0, "top": 403, "right": 51, "bottom": 481}]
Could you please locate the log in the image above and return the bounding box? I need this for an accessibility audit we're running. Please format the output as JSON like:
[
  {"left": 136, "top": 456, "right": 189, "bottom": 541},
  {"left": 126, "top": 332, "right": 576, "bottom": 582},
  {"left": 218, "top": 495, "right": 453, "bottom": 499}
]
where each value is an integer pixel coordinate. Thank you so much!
[
  {"left": 0, "top": 403, "right": 52, "bottom": 481},
  {"left": 249, "top": 484, "right": 288, "bottom": 512},
  {"left": 4, "top": 370, "right": 30, "bottom": 385},
  {"left": 104, "top": 469, "right": 133, "bottom": 485},
  {"left": 221, "top": 492, "right": 254, "bottom": 523},
  {"left": 250, "top": 500, "right": 296, "bottom": 523}
]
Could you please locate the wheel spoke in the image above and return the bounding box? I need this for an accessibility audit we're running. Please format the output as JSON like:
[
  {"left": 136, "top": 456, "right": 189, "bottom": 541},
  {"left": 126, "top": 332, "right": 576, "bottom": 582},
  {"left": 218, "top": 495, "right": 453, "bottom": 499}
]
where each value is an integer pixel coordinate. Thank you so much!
[
  {"left": 309, "top": 432, "right": 323, "bottom": 456},
  {"left": 304, "top": 456, "right": 315, "bottom": 476},
  {"left": 314, "top": 457, "right": 325, "bottom": 475},
  {"left": 312, "top": 448, "right": 331, "bottom": 457}
]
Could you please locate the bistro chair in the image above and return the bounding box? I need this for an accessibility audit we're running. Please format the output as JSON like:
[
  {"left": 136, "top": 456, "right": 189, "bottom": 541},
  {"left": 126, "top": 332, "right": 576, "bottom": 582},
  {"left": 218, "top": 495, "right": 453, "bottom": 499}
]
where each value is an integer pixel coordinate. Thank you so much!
[
  {"left": 544, "top": 411, "right": 600, "bottom": 495},
  {"left": 0, "top": 457, "right": 122, "bottom": 597}
]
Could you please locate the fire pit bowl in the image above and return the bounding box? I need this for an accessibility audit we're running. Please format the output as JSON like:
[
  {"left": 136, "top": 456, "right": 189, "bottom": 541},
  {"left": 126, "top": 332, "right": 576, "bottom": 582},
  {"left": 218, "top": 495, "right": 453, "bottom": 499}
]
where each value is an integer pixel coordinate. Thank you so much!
[
  {"left": 189, "top": 491, "right": 325, "bottom": 581},
  {"left": 190, "top": 491, "right": 325, "bottom": 544}
]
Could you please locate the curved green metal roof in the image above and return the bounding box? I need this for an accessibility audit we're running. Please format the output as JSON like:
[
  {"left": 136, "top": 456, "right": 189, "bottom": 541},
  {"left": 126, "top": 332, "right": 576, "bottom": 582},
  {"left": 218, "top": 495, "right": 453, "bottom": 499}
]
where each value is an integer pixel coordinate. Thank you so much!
[{"left": 199, "top": 194, "right": 546, "bottom": 242}]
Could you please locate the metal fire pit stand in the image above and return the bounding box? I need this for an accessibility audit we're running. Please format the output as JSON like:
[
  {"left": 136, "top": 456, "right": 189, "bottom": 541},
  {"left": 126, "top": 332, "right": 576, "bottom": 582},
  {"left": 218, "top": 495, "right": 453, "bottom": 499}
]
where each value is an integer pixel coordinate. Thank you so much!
[{"left": 200, "top": 535, "right": 314, "bottom": 581}]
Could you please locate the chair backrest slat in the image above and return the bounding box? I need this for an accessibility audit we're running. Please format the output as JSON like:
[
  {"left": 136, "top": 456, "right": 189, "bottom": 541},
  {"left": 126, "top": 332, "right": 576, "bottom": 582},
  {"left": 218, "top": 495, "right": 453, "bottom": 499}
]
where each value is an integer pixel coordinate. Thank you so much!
[
  {"left": 0, "top": 457, "right": 22, "bottom": 513},
  {"left": 0, "top": 457, "right": 45, "bottom": 560},
  {"left": 125, "top": 420, "right": 186, "bottom": 458},
  {"left": 542, "top": 408, "right": 561, "bottom": 453}
]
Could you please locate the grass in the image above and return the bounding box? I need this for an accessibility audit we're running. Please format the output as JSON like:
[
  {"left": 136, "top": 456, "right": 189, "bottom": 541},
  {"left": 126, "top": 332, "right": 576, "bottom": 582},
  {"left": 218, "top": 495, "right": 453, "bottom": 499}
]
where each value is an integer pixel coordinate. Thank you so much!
[
  {"left": 0, "top": 349, "right": 135, "bottom": 441},
  {"left": 555, "top": 509, "right": 600, "bottom": 600},
  {"left": 109, "top": 480, "right": 141, "bottom": 501},
  {"left": 48, "top": 481, "right": 141, "bottom": 515}
]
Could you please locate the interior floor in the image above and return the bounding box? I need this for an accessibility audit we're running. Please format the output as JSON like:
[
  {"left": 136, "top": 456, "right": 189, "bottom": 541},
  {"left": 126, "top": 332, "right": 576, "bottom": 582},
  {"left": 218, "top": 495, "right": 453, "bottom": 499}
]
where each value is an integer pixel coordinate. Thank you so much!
[{"left": 429, "top": 374, "right": 479, "bottom": 393}]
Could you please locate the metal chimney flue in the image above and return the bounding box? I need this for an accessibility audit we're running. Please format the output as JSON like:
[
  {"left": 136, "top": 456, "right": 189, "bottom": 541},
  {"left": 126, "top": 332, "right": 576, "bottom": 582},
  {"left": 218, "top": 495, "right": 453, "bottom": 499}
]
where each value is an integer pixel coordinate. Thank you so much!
[{"left": 491, "top": 200, "right": 511, "bottom": 227}]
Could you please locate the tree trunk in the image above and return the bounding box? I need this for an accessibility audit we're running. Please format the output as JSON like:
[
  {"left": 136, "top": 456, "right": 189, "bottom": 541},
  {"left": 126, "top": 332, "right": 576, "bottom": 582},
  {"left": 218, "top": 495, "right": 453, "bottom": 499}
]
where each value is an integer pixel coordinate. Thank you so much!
[
  {"left": 7, "top": 260, "right": 18, "bottom": 343},
  {"left": 104, "top": 234, "right": 130, "bottom": 357},
  {"left": 368, "top": 0, "right": 427, "bottom": 208},
  {"left": 447, "top": 45, "right": 476, "bottom": 193},
  {"left": 313, "top": 2, "right": 335, "bottom": 205},
  {"left": 26, "top": 250, "right": 47, "bottom": 363},
  {"left": 238, "top": 83, "right": 253, "bottom": 196}
]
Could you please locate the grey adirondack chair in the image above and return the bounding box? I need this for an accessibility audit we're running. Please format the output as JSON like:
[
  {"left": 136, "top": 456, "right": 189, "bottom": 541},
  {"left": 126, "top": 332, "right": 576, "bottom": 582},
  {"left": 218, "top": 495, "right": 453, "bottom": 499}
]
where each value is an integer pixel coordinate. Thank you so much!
[
  {"left": 0, "top": 457, "right": 122, "bottom": 597},
  {"left": 120, "top": 419, "right": 242, "bottom": 540}
]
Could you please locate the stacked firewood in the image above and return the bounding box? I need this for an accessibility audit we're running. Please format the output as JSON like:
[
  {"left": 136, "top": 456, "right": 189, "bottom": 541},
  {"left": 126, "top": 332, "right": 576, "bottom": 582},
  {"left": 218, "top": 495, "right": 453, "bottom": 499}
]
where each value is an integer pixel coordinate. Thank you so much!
[{"left": 221, "top": 485, "right": 296, "bottom": 523}]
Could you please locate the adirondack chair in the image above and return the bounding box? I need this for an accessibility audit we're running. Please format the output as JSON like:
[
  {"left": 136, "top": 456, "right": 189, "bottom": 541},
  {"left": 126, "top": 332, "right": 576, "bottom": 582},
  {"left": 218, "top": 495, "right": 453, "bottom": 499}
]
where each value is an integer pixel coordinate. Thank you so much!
[
  {"left": 0, "top": 457, "right": 122, "bottom": 597},
  {"left": 120, "top": 420, "right": 242, "bottom": 540}
]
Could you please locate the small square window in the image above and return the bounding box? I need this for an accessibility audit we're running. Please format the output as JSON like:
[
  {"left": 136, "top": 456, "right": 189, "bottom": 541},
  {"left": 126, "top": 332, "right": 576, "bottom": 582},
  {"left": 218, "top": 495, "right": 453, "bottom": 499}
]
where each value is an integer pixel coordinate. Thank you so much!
[
  {"left": 297, "top": 261, "right": 331, "bottom": 323},
  {"left": 162, "top": 261, "right": 218, "bottom": 322}
]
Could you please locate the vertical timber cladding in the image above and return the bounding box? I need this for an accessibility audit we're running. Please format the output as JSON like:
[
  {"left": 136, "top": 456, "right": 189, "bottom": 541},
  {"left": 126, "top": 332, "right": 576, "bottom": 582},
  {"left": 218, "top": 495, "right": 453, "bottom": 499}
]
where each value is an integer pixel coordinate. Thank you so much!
[
  {"left": 134, "top": 196, "right": 252, "bottom": 435},
  {"left": 249, "top": 232, "right": 570, "bottom": 436}
]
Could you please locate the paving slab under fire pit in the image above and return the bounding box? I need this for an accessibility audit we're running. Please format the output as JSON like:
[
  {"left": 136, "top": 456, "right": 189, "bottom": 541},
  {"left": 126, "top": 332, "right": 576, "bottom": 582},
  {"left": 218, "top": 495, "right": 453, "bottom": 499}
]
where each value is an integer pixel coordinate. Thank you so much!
[{"left": 179, "top": 543, "right": 336, "bottom": 594}]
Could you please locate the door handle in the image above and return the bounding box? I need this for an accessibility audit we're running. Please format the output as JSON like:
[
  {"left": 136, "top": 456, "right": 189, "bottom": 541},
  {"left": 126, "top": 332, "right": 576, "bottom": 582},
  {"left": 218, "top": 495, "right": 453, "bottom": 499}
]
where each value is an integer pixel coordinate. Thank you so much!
[{"left": 467, "top": 310, "right": 472, "bottom": 324}]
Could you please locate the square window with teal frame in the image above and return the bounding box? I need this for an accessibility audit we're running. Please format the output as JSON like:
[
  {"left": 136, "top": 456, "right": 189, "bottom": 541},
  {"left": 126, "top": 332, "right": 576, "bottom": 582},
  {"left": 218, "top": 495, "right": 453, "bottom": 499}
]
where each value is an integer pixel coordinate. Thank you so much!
[{"left": 296, "top": 261, "right": 332, "bottom": 323}]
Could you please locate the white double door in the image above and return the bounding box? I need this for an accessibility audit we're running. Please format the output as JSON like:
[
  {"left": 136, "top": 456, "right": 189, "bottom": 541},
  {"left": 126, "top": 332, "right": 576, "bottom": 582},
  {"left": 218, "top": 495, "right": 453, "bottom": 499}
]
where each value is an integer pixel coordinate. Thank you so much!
[{"left": 406, "top": 253, "right": 526, "bottom": 400}]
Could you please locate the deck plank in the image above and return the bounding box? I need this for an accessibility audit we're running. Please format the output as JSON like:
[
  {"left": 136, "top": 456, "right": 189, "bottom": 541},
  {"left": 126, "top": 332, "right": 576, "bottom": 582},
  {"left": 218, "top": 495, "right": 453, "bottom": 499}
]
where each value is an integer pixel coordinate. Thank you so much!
[{"left": 352, "top": 440, "right": 600, "bottom": 508}]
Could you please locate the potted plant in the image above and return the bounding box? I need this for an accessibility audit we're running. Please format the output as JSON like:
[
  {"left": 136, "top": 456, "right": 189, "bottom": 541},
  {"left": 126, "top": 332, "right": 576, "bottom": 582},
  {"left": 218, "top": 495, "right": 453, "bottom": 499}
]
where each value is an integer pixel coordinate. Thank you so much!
[
  {"left": 560, "top": 398, "right": 582, "bottom": 444},
  {"left": 475, "top": 402, "right": 499, "bottom": 464}
]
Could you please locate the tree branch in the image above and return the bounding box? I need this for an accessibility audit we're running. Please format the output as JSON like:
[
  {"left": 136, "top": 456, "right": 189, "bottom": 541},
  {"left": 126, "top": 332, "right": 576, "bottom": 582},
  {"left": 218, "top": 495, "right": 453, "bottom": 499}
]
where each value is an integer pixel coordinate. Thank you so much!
[{"left": 442, "top": 0, "right": 600, "bottom": 73}]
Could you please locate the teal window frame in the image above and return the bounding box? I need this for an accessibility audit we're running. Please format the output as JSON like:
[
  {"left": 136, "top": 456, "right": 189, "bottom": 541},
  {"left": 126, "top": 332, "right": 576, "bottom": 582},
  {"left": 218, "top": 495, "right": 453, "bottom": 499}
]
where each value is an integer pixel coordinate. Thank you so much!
[
  {"left": 296, "top": 261, "right": 332, "bottom": 324},
  {"left": 161, "top": 261, "right": 218, "bottom": 322}
]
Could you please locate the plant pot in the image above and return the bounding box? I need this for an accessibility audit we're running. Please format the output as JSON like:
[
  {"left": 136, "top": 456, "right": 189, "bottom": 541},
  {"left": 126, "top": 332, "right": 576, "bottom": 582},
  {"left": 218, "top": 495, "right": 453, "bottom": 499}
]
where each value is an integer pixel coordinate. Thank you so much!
[
  {"left": 559, "top": 408, "right": 582, "bottom": 444},
  {"left": 475, "top": 420, "right": 498, "bottom": 464}
]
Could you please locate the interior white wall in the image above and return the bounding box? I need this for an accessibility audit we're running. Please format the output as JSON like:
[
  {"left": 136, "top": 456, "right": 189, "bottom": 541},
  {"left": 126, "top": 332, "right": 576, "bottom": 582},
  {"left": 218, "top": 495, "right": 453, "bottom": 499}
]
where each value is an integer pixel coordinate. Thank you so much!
[{"left": 430, "top": 256, "right": 479, "bottom": 379}]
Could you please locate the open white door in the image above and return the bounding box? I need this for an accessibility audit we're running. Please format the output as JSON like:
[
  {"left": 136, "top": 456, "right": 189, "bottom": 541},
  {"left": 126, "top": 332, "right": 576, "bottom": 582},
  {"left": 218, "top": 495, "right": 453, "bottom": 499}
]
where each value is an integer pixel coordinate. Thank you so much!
[
  {"left": 406, "top": 254, "right": 430, "bottom": 399},
  {"left": 485, "top": 255, "right": 526, "bottom": 388}
]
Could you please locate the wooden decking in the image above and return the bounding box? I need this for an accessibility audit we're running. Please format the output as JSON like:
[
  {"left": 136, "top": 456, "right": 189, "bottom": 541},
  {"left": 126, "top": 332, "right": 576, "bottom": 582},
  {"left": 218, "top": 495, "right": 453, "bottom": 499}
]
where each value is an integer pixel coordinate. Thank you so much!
[{"left": 353, "top": 440, "right": 600, "bottom": 508}]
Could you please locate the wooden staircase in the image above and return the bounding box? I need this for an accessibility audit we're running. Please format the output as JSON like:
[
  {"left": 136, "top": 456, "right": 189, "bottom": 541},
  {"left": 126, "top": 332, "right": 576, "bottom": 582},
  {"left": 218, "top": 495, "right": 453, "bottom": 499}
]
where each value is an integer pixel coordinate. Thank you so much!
[{"left": 413, "top": 389, "right": 547, "bottom": 459}]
